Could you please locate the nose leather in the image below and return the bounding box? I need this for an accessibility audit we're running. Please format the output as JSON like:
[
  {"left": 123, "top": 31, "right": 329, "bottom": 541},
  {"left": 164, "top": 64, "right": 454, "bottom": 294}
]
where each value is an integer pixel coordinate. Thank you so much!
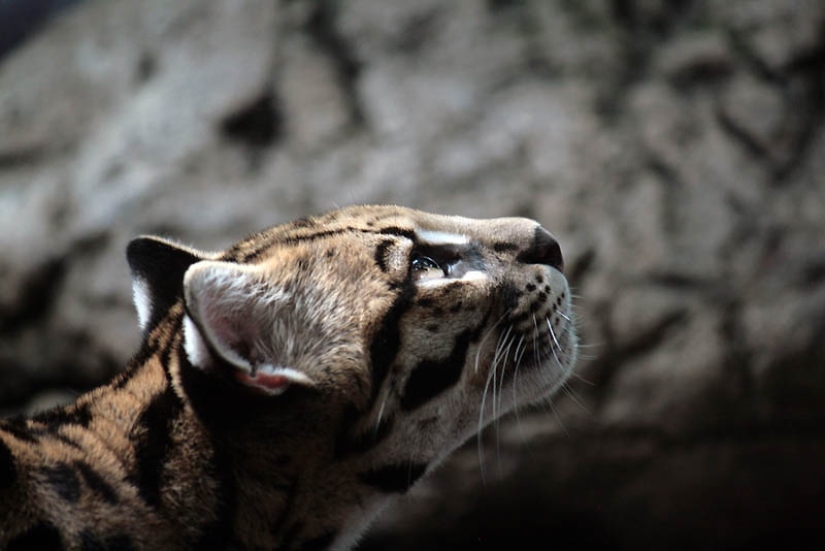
[{"left": 517, "top": 226, "right": 564, "bottom": 273}]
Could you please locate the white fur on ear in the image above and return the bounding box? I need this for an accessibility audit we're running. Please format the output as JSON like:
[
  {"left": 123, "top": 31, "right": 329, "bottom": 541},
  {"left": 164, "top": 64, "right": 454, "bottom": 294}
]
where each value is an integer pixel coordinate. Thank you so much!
[
  {"left": 183, "top": 315, "right": 219, "bottom": 371},
  {"left": 126, "top": 235, "right": 205, "bottom": 332},
  {"left": 182, "top": 261, "right": 314, "bottom": 395},
  {"left": 132, "top": 277, "right": 152, "bottom": 330}
]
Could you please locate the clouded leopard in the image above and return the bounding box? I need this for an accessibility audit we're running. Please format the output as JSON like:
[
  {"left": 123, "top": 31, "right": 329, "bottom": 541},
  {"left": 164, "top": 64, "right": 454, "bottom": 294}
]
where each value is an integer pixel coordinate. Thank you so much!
[{"left": 0, "top": 205, "right": 577, "bottom": 550}]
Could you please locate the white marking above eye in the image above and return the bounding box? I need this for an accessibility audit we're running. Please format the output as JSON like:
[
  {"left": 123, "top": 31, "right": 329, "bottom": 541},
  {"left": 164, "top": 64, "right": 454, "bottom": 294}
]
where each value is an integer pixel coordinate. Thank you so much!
[
  {"left": 460, "top": 270, "right": 486, "bottom": 281},
  {"left": 416, "top": 230, "right": 469, "bottom": 246},
  {"left": 416, "top": 269, "right": 487, "bottom": 287}
]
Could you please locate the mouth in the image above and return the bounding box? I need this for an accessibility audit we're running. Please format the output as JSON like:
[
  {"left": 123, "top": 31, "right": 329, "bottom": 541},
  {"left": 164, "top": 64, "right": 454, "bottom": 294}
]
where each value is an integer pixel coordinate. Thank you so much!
[
  {"left": 518, "top": 315, "right": 577, "bottom": 393},
  {"left": 475, "top": 309, "right": 575, "bottom": 406},
  {"left": 497, "top": 277, "right": 577, "bottom": 405}
]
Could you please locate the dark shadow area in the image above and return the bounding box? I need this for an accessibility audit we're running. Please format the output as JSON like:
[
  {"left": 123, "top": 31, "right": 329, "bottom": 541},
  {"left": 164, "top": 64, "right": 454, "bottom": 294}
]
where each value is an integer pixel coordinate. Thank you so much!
[{"left": 0, "top": 0, "right": 83, "bottom": 59}]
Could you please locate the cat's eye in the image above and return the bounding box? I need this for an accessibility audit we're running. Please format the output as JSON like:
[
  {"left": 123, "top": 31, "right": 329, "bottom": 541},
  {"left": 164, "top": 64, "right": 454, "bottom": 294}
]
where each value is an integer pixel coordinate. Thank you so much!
[{"left": 411, "top": 254, "right": 445, "bottom": 281}]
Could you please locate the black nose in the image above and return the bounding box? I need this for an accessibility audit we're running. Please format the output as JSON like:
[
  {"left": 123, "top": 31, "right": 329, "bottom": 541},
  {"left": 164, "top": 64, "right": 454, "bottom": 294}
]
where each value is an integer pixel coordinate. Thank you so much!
[{"left": 518, "top": 226, "right": 564, "bottom": 273}]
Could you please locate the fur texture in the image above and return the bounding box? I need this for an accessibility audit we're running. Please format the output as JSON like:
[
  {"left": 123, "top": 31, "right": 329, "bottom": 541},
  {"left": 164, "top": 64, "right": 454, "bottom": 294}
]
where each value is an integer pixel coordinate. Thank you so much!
[{"left": 0, "top": 205, "right": 577, "bottom": 550}]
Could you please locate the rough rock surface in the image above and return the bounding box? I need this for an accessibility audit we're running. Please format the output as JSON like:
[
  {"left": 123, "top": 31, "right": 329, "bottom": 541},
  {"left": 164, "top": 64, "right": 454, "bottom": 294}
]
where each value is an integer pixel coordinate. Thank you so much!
[{"left": 1, "top": 0, "right": 823, "bottom": 549}]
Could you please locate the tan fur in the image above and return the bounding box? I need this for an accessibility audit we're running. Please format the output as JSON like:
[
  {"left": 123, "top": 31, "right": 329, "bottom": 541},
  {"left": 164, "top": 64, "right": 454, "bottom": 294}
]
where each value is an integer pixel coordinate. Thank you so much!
[{"left": 0, "top": 205, "right": 577, "bottom": 550}]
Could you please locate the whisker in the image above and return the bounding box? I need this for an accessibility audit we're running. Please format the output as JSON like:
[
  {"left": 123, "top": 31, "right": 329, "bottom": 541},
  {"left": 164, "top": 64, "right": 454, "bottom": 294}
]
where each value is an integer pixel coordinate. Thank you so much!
[
  {"left": 541, "top": 319, "right": 565, "bottom": 377},
  {"left": 542, "top": 396, "right": 569, "bottom": 437},
  {"left": 546, "top": 317, "right": 562, "bottom": 352},
  {"left": 477, "top": 338, "right": 504, "bottom": 485},
  {"left": 475, "top": 312, "right": 516, "bottom": 484},
  {"left": 558, "top": 381, "right": 591, "bottom": 414},
  {"left": 576, "top": 342, "right": 604, "bottom": 350},
  {"left": 374, "top": 390, "right": 390, "bottom": 433},
  {"left": 495, "top": 331, "right": 517, "bottom": 477},
  {"left": 496, "top": 332, "right": 517, "bottom": 418},
  {"left": 491, "top": 325, "right": 514, "bottom": 426},
  {"left": 568, "top": 371, "right": 595, "bottom": 385},
  {"left": 511, "top": 335, "right": 527, "bottom": 441},
  {"left": 531, "top": 314, "right": 542, "bottom": 371},
  {"left": 474, "top": 312, "right": 511, "bottom": 375}
]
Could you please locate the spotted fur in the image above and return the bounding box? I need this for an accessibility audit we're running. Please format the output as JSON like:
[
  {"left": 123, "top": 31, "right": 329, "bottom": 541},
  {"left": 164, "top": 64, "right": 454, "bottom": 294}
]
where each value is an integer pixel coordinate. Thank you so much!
[{"left": 0, "top": 205, "right": 577, "bottom": 550}]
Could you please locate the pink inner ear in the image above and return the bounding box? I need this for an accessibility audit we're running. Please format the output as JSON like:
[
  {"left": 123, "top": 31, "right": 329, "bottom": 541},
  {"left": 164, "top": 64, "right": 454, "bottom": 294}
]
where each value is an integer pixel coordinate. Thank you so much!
[
  {"left": 235, "top": 371, "right": 292, "bottom": 394},
  {"left": 205, "top": 308, "right": 259, "bottom": 366}
]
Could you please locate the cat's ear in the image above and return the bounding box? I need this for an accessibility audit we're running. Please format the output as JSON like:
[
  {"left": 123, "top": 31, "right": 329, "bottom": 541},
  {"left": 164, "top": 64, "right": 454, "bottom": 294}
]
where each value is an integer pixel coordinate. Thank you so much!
[
  {"left": 182, "top": 261, "right": 314, "bottom": 396},
  {"left": 127, "top": 236, "right": 205, "bottom": 331}
]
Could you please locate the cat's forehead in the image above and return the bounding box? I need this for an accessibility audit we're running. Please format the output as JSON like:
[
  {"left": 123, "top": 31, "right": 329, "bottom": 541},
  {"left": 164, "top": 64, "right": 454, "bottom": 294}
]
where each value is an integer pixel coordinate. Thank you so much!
[{"left": 222, "top": 205, "right": 543, "bottom": 266}]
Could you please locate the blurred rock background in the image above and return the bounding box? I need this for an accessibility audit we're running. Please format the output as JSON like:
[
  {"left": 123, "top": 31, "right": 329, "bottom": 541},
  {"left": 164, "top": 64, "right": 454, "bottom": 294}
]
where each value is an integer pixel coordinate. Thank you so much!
[{"left": 1, "top": 0, "right": 823, "bottom": 549}]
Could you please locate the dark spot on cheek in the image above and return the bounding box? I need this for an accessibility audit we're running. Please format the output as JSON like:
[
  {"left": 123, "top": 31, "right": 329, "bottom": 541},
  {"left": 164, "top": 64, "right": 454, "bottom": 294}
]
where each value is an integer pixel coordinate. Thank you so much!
[
  {"left": 426, "top": 324, "right": 440, "bottom": 333},
  {"left": 369, "top": 283, "right": 417, "bottom": 406},
  {"left": 538, "top": 292, "right": 548, "bottom": 302},
  {"left": 400, "top": 330, "right": 475, "bottom": 411},
  {"left": 500, "top": 284, "right": 523, "bottom": 312},
  {"left": 535, "top": 274, "right": 544, "bottom": 284},
  {"left": 526, "top": 283, "right": 537, "bottom": 293}
]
